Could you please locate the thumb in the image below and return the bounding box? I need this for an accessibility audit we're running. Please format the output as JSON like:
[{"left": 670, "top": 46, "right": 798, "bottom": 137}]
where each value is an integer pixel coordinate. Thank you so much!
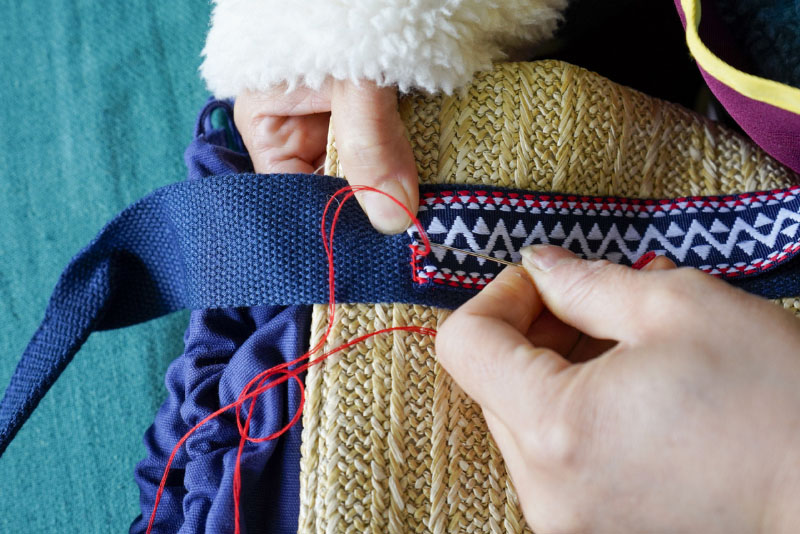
[
  {"left": 520, "top": 245, "right": 655, "bottom": 342},
  {"left": 436, "top": 267, "right": 570, "bottom": 420},
  {"left": 331, "top": 79, "right": 419, "bottom": 235}
]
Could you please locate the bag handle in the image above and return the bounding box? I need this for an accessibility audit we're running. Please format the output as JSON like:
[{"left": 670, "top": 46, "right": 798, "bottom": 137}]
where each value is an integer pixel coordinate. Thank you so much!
[
  {"left": 3, "top": 173, "right": 800, "bottom": 456},
  {"left": 0, "top": 173, "right": 417, "bottom": 456}
]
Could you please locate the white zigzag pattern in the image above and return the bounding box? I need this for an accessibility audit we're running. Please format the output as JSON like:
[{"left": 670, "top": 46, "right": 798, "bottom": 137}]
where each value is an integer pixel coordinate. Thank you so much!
[{"left": 410, "top": 207, "right": 800, "bottom": 266}]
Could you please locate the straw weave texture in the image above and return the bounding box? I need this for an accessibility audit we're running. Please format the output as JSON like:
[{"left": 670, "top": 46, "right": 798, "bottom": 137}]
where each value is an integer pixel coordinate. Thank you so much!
[{"left": 299, "top": 60, "right": 800, "bottom": 534}]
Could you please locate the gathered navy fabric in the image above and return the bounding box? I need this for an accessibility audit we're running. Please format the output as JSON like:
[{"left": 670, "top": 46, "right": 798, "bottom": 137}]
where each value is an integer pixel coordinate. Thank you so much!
[
  {"left": 131, "top": 99, "right": 309, "bottom": 534},
  {"left": 130, "top": 306, "right": 310, "bottom": 534}
]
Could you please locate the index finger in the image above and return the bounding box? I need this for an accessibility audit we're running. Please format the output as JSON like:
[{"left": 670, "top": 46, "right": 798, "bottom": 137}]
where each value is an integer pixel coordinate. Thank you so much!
[{"left": 436, "top": 267, "right": 570, "bottom": 418}]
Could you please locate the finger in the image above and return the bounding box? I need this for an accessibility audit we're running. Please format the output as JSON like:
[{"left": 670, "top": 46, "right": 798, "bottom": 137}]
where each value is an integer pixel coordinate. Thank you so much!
[
  {"left": 436, "top": 267, "right": 570, "bottom": 419},
  {"left": 523, "top": 248, "right": 678, "bottom": 359},
  {"left": 525, "top": 310, "right": 617, "bottom": 364},
  {"left": 234, "top": 87, "right": 332, "bottom": 174},
  {"left": 459, "top": 267, "right": 544, "bottom": 333},
  {"left": 331, "top": 79, "right": 419, "bottom": 235},
  {"left": 258, "top": 114, "right": 330, "bottom": 174},
  {"left": 236, "top": 110, "right": 330, "bottom": 174},
  {"left": 641, "top": 254, "right": 677, "bottom": 271},
  {"left": 519, "top": 245, "right": 657, "bottom": 342}
]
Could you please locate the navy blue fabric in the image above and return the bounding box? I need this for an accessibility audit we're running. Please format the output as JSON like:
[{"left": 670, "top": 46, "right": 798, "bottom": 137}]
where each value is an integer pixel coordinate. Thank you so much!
[{"left": 130, "top": 305, "right": 310, "bottom": 534}]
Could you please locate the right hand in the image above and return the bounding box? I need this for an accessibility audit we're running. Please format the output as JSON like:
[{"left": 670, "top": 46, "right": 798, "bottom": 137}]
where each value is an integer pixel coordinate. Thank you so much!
[
  {"left": 234, "top": 79, "right": 419, "bottom": 235},
  {"left": 436, "top": 245, "right": 800, "bottom": 533}
]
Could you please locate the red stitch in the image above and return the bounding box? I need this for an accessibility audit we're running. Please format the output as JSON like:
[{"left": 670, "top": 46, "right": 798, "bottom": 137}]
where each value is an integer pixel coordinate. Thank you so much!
[{"left": 409, "top": 244, "right": 422, "bottom": 283}]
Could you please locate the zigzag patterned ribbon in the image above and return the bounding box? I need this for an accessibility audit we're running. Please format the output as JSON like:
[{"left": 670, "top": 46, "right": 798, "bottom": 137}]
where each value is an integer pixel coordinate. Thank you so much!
[{"left": 408, "top": 184, "right": 800, "bottom": 290}]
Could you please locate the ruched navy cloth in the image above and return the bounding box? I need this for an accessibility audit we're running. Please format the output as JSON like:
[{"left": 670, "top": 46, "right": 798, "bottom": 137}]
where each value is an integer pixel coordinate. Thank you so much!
[
  {"left": 131, "top": 100, "right": 309, "bottom": 533},
  {"left": 130, "top": 306, "right": 310, "bottom": 534}
]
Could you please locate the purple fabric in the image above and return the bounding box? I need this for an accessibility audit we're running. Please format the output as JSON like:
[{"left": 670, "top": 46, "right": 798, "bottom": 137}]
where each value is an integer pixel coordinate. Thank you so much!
[
  {"left": 674, "top": 0, "right": 800, "bottom": 174},
  {"left": 131, "top": 99, "right": 309, "bottom": 534},
  {"left": 130, "top": 306, "right": 310, "bottom": 534}
]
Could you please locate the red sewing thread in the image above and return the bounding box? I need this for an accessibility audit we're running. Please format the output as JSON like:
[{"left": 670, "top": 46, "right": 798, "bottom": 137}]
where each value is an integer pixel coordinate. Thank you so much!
[{"left": 145, "top": 186, "right": 437, "bottom": 534}]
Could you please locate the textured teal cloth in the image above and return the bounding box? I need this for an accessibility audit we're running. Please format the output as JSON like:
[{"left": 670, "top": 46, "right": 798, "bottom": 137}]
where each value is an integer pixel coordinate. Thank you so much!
[{"left": 0, "top": 2, "right": 210, "bottom": 532}]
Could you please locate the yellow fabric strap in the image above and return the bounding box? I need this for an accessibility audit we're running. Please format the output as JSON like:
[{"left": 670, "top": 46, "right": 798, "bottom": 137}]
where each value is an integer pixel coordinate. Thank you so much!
[{"left": 681, "top": 0, "right": 800, "bottom": 114}]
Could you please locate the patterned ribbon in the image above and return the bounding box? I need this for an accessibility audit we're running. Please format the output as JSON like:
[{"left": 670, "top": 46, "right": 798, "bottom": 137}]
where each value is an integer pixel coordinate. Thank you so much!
[{"left": 409, "top": 184, "right": 800, "bottom": 290}]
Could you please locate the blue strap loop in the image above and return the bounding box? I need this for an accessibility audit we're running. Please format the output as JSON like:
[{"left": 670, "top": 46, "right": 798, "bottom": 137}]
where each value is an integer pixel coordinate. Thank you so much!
[
  {"left": 0, "top": 173, "right": 422, "bottom": 456},
  {"left": 2, "top": 172, "right": 800, "bottom": 456}
]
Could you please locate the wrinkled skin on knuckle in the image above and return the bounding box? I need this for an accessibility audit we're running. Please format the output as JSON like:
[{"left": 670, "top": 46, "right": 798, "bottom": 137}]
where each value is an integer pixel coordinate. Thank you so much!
[
  {"left": 276, "top": 119, "right": 318, "bottom": 155},
  {"left": 234, "top": 97, "right": 273, "bottom": 151}
]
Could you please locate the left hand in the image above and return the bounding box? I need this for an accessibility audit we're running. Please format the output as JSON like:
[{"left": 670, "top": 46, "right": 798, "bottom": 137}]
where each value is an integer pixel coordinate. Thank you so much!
[{"left": 233, "top": 79, "right": 419, "bottom": 235}]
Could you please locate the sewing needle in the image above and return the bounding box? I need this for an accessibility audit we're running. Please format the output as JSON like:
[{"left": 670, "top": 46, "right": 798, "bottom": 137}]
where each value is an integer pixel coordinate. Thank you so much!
[{"left": 428, "top": 242, "right": 520, "bottom": 267}]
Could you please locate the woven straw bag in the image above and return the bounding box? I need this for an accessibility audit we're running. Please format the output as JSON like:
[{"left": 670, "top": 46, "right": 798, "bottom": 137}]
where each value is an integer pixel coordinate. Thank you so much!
[{"left": 299, "top": 60, "right": 800, "bottom": 534}]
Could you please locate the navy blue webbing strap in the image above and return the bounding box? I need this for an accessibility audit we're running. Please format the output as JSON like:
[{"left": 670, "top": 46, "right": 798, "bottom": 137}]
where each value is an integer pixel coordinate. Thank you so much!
[{"left": 2, "top": 172, "right": 800, "bottom": 456}]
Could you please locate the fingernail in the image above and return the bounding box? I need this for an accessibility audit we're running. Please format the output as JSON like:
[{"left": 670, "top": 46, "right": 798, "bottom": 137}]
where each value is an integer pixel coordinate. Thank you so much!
[
  {"left": 631, "top": 251, "right": 658, "bottom": 270},
  {"left": 362, "top": 180, "right": 412, "bottom": 234},
  {"left": 519, "top": 245, "right": 575, "bottom": 272}
]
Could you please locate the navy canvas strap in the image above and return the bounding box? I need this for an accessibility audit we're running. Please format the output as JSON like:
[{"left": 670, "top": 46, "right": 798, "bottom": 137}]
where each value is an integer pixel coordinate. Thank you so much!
[{"left": 2, "top": 172, "right": 800, "bottom": 456}]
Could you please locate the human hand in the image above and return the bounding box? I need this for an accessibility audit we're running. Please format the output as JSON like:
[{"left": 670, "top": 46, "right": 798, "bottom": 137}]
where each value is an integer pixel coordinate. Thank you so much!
[
  {"left": 233, "top": 79, "right": 418, "bottom": 234},
  {"left": 436, "top": 245, "right": 800, "bottom": 533}
]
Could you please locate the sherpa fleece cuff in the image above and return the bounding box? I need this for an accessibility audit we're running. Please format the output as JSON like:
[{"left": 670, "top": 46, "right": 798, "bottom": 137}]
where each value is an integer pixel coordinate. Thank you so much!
[{"left": 200, "top": 0, "right": 568, "bottom": 98}]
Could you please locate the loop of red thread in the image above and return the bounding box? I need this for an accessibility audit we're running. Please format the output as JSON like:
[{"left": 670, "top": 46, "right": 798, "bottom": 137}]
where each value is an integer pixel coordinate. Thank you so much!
[{"left": 145, "top": 186, "right": 435, "bottom": 534}]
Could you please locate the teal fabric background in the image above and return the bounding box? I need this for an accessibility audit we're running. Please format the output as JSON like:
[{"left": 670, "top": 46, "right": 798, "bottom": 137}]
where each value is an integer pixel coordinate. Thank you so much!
[{"left": 0, "top": 2, "right": 211, "bottom": 531}]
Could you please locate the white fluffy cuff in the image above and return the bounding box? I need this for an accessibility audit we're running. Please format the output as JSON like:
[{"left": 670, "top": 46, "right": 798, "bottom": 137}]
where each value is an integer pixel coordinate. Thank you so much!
[{"left": 201, "top": 0, "right": 568, "bottom": 98}]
